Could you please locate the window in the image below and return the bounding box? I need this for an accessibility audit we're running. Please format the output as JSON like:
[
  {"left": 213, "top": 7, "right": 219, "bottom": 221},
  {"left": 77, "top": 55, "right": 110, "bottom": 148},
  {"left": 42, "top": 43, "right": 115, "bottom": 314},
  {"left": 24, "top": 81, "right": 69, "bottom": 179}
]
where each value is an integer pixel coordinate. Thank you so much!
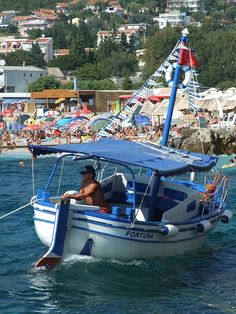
[{"left": 187, "top": 201, "right": 196, "bottom": 212}]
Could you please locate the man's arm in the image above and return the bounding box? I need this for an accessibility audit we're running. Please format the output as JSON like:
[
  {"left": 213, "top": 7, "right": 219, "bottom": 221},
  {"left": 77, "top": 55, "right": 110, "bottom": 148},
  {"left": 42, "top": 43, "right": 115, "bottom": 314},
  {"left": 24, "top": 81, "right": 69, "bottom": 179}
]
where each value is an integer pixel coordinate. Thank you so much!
[{"left": 63, "top": 182, "right": 98, "bottom": 201}]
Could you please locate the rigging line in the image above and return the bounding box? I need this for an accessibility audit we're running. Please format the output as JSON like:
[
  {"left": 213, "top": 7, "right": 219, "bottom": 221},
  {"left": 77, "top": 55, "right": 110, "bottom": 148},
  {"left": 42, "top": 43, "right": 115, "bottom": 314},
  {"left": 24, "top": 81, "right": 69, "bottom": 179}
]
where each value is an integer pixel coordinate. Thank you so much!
[
  {"left": 131, "top": 173, "right": 154, "bottom": 228},
  {"left": 0, "top": 202, "right": 31, "bottom": 220},
  {"left": 32, "top": 155, "right": 35, "bottom": 196},
  {"left": 143, "top": 141, "right": 202, "bottom": 162},
  {"left": 57, "top": 157, "right": 65, "bottom": 196},
  {"left": 0, "top": 196, "right": 63, "bottom": 221}
]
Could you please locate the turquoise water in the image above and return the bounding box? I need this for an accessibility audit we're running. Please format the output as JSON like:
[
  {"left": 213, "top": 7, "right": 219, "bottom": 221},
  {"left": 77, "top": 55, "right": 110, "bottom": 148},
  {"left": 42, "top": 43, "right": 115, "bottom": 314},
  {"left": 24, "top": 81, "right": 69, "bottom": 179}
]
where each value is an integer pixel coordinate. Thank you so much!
[{"left": 0, "top": 152, "right": 236, "bottom": 313}]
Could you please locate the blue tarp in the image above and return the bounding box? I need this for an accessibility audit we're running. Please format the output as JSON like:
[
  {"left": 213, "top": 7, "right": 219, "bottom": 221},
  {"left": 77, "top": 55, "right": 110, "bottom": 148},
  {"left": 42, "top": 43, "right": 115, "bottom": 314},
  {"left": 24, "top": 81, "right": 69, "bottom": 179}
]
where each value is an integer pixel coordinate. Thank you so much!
[{"left": 29, "top": 139, "right": 218, "bottom": 176}]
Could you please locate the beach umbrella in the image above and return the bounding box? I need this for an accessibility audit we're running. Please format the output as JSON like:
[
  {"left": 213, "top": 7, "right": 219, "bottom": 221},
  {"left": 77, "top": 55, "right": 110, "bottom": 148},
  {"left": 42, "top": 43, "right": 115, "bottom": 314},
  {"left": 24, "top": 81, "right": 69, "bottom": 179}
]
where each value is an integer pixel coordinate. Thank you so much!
[
  {"left": 17, "top": 113, "right": 30, "bottom": 123},
  {"left": 134, "top": 114, "right": 151, "bottom": 126},
  {"left": 174, "top": 97, "right": 189, "bottom": 111},
  {"left": 43, "top": 110, "right": 60, "bottom": 117},
  {"left": 90, "top": 118, "right": 110, "bottom": 131},
  {"left": 53, "top": 129, "right": 62, "bottom": 136},
  {"left": 140, "top": 100, "right": 155, "bottom": 115},
  {"left": 35, "top": 119, "right": 45, "bottom": 125},
  {"left": 44, "top": 117, "right": 55, "bottom": 122},
  {"left": 23, "top": 124, "right": 42, "bottom": 131},
  {"left": 24, "top": 118, "right": 36, "bottom": 125}
]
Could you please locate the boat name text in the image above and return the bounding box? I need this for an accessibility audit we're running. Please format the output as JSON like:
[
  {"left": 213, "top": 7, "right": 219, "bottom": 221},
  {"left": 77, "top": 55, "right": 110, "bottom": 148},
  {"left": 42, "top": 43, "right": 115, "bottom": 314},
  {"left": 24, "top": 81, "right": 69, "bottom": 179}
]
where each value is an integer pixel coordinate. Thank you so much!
[{"left": 126, "top": 231, "right": 154, "bottom": 239}]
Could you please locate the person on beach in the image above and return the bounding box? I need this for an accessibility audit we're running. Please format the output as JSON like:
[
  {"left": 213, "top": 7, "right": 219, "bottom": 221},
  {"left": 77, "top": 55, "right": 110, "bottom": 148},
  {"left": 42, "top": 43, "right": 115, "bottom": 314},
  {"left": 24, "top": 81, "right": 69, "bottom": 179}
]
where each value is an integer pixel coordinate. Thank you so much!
[{"left": 62, "top": 165, "right": 109, "bottom": 213}]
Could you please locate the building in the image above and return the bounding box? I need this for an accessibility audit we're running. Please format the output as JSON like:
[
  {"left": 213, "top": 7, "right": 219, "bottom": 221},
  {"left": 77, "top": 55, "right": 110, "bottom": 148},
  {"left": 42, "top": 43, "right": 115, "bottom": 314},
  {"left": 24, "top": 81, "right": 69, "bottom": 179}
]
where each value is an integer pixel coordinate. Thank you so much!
[
  {"left": 135, "top": 49, "right": 146, "bottom": 69},
  {"left": 0, "top": 66, "right": 47, "bottom": 93},
  {"left": 55, "top": 2, "right": 72, "bottom": 15},
  {"left": 0, "top": 36, "right": 54, "bottom": 62},
  {"left": 30, "top": 89, "right": 134, "bottom": 112},
  {"left": 46, "top": 67, "right": 64, "bottom": 80},
  {"left": 105, "top": 3, "right": 124, "bottom": 17},
  {"left": 97, "top": 23, "right": 145, "bottom": 46},
  {"left": 22, "top": 37, "right": 54, "bottom": 62},
  {"left": 157, "top": 12, "right": 190, "bottom": 29},
  {"left": 0, "top": 37, "right": 25, "bottom": 54},
  {"left": 11, "top": 10, "right": 58, "bottom": 37},
  {"left": 0, "top": 11, "right": 15, "bottom": 29},
  {"left": 54, "top": 48, "right": 70, "bottom": 58},
  {"left": 166, "top": 0, "right": 205, "bottom": 13}
]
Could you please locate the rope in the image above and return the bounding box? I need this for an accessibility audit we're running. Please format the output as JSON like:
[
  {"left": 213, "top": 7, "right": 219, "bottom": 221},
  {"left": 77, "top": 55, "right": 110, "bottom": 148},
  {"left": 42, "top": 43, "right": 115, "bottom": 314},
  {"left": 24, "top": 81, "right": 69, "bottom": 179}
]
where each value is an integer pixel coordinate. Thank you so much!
[
  {"left": 32, "top": 155, "right": 35, "bottom": 195},
  {"left": 0, "top": 196, "right": 62, "bottom": 221},
  {"left": 57, "top": 158, "right": 65, "bottom": 196},
  {"left": 131, "top": 173, "right": 154, "bottom": 227},
  {"left": 0, "top": 202, "right": 32, "bottom": 220}
]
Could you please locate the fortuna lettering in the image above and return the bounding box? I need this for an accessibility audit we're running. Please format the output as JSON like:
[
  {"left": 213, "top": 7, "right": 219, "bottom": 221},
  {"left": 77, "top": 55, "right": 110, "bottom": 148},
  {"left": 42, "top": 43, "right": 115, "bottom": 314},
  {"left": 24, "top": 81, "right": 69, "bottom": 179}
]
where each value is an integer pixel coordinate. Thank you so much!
[{"left": 126, "top": 230, "right": 154, "bottom": 239}]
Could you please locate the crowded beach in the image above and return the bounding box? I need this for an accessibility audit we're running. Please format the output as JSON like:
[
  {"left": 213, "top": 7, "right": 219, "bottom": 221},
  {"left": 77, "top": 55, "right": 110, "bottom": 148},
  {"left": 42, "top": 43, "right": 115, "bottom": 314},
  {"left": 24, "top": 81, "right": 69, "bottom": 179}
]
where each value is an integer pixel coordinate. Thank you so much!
[{"left": 0, "top": 87, "right": 236, "bottom": 153}]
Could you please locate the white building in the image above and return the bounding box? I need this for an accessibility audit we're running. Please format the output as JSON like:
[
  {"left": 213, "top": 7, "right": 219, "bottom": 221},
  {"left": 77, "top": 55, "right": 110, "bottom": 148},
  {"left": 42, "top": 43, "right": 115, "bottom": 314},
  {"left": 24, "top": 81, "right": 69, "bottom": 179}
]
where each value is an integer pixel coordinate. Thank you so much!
[
  {"left": 157, "top": 12, "right": 190, "bottom": 29},
  {"left": 0, "top": 11, "right": 15, "bottom": 29},
  {"left": 97, "top": 24, "right": 145, "bottom": 46},
  {"left": 22, "top": 37, "right": 54, "bottom": 62},
  {"left": 0, "top": 65, "right": 47, "bottom": 93},
  {"left": 11, "top": 10, "right": 58, "bottom": 38},
  {"left": 166, "top": 0, "right": 205, "bottom": 13},
  {"left": 0, "top": 36, "right": 54, "bottom": 62}
]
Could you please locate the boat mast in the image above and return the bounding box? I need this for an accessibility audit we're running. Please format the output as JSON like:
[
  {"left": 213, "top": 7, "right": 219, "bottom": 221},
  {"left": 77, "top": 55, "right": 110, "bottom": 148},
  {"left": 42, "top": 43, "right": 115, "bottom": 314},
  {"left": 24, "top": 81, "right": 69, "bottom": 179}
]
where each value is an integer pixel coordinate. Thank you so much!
[{"left": 161, "top": 28, "right": 190, "bottom": 146}]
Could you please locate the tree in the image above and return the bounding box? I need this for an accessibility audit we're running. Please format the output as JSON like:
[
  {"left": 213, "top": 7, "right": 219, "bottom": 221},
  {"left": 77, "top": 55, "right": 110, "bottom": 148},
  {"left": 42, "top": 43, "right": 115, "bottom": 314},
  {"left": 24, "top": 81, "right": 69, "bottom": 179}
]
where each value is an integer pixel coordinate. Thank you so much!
[
  {"left": 30, "top": 44, "right": 46, "bottom": 68},
  {"left": 76, "top": 62, "right": 110, "bottom": 80},
  {"left": 70, "top": 35, "right": 87, "bottom": 66},
  {"left": 28, "top": 76, "right": 60, "bottom": 92},
  {"left": 120, "top": 32, "right": 129, "bottom": 52},
  {"left": 47, "top": 55, "right": 81, "bottom": 71},
  {"left": 6, "top": 23, "right": 18, "bottom": 35},
  {"left": 77, "top": 78, "right": 116, "bottom": 90},
  {"left": 28, "top": 29, "right": 43, "bottom": 39},
  {"left": 225, "top": 6, "right": 236, "bottom": 22},
  {"left": 122, "top": 75, "right": 133, "bottom": 89},
  {"left": 5, "top": 50, "right": 33, "bottom": 66}
]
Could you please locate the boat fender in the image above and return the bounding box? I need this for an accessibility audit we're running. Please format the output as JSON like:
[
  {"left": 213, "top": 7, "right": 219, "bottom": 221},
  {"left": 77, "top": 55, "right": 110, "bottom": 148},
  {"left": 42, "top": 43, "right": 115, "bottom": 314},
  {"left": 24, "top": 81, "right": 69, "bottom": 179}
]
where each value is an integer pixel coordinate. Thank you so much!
[
  {"left": 195, "top": 220, "right": 212, "bottom": 233},
  {"left": 161, "top": 224, "right": 178, "bottom": 237},
  {"left": 165, "top": 62, "right": 191, "bottom": 89},
  {"left": 220, "top": 210, "right": 233, "bottom": 223}
]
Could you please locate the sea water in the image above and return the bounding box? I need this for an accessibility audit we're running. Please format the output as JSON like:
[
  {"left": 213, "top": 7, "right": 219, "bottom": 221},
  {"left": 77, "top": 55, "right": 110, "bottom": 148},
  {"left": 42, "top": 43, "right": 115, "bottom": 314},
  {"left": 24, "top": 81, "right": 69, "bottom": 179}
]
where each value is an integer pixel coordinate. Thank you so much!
[{"left": 0, "top": 151, "right": 236, "bottom": 314}]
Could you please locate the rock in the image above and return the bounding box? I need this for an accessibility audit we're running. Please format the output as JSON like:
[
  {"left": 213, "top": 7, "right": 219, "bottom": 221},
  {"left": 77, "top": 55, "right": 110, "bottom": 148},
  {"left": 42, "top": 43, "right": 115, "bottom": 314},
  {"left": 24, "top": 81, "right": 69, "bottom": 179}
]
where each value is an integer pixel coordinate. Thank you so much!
[{"left": 178, "top": 127, "right": 236, "bottom": 155}]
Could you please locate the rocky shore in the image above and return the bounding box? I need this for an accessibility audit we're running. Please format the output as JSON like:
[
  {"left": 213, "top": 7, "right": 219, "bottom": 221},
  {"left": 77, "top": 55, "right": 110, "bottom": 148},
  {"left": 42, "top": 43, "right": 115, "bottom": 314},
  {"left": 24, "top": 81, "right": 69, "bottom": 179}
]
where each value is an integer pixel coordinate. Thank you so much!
[{"left": 178, "top": 127, "right": 236, "bottom": 155}]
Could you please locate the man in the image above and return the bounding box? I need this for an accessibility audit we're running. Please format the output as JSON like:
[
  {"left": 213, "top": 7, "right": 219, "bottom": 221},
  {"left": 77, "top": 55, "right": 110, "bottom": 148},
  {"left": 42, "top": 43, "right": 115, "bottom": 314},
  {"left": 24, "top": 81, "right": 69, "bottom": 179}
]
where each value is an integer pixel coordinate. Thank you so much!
[{"left": 62, "top": 165, "right": 109, "bottom": 213}]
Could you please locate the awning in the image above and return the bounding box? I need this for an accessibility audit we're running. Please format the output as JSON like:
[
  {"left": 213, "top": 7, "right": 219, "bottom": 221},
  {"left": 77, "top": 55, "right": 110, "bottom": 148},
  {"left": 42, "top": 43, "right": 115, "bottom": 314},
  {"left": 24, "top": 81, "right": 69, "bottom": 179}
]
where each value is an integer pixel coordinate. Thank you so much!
[
  {"left": 55, "top": 98, "right": 66, "bottom": 104},
  {"left": 29, "top": 139, "right": 218, "bottom": 176}
]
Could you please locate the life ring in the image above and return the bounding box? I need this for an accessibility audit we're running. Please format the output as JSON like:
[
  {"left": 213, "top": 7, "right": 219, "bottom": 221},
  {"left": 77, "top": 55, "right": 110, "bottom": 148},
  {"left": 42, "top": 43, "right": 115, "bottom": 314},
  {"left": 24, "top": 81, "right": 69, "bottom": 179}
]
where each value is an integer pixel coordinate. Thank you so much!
[{"left": 165, "top": 62, "right": 191, "bottom": 89}]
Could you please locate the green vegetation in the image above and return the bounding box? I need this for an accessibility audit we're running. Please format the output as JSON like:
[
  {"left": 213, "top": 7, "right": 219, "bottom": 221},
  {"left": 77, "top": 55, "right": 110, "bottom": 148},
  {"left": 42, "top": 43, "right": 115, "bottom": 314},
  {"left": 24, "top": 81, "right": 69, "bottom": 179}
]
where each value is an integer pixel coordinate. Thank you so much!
[
  {"left": 0, "top": 0, "right": 235, "bottom": 90},
  {"left": 28, "top": 75, "right": 60, "bottom": 92}
]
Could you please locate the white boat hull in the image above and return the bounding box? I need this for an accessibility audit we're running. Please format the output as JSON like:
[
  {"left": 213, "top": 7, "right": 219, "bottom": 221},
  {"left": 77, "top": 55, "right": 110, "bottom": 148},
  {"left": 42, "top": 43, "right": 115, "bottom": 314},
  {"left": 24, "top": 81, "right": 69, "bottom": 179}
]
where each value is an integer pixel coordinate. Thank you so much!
[{"left": 33, "top": 205, "right": 218, "bottom": 260}]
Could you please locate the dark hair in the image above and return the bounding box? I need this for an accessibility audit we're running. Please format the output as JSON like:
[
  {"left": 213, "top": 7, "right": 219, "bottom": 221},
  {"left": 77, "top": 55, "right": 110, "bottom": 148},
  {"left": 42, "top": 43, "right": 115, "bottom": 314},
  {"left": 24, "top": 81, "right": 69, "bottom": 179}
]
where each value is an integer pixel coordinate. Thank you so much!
[{"left": 80, "top": 165, "right": 96, "bottom": 177}]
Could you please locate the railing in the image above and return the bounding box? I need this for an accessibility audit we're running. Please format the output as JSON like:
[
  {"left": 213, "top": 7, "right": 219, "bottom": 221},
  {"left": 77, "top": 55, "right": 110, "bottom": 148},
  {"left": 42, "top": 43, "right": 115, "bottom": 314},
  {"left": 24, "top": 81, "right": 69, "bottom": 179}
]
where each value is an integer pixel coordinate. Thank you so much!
[{"left": 200, "top": 172, "right": 228, "bottom": 215}]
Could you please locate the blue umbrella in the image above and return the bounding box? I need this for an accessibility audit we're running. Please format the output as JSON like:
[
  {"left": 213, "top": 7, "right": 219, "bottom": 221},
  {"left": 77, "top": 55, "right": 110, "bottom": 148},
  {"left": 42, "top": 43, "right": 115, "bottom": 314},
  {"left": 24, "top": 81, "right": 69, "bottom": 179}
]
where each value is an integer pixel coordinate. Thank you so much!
[{"left": 134, "top": 114, "right": 151, "bottom": 126}]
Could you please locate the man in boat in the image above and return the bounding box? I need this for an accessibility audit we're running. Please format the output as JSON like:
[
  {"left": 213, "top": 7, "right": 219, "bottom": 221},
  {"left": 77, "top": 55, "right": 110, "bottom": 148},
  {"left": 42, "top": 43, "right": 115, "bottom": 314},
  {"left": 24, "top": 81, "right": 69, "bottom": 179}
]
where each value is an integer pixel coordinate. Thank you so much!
[{"left": 62, "top": 165, "right": 109, "bottom": 213}]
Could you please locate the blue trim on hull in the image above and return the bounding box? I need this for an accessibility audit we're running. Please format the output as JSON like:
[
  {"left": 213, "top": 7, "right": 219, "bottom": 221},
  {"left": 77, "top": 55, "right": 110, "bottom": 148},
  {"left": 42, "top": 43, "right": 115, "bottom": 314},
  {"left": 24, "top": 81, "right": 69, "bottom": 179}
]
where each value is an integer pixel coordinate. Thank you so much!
[{"left": 71, "top": 224, "right": 209, "bottom": 244}]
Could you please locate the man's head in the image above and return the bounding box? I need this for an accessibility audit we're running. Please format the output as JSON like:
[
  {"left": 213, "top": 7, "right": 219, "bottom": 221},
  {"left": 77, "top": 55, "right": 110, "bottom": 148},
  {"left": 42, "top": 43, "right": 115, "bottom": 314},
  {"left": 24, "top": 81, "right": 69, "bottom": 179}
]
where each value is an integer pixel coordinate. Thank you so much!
[{"left": 80, "top": 165, "right": 96, "bottom": 178}]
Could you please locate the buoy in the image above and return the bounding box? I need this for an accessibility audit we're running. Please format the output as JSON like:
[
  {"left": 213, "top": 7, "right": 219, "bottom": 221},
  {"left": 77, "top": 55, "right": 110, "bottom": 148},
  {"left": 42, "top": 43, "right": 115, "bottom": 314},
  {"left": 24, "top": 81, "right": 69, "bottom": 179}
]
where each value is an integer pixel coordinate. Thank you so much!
[
  {"left": 161, "top": 224, "right": 179, "bottom": 237},
  {"left": 220, "top": 210, "right": 233, "bottom": 223},
  {"left": 196, "top": 220, "right": 212, "bottom": 233},
  {"left": 165, "top": 62, "right": 191, "bottom": 89}
]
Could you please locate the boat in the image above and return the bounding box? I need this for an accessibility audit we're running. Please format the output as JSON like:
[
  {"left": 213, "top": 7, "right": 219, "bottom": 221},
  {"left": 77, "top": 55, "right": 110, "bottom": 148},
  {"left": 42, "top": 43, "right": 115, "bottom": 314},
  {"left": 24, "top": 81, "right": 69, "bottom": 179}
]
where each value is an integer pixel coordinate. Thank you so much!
[{"left": 28, "top": 29, "right": 232, "bottom": 268}]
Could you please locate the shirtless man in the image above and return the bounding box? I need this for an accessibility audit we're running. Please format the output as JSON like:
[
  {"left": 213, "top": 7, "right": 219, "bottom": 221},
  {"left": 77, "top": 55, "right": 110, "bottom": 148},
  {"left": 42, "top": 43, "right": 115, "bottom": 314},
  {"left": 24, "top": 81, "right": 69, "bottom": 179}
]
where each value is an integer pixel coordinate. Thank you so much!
[{"left": 62, "top": 165, "right": 109, "bottom": 213}]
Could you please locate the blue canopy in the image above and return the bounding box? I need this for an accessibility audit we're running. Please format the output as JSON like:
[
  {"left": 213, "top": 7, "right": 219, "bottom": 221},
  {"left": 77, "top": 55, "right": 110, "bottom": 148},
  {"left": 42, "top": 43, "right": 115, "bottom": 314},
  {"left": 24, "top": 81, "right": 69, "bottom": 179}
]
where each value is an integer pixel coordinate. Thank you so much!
[{"left": 29, "top": 139, "right": 218, "bottom": 176}]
